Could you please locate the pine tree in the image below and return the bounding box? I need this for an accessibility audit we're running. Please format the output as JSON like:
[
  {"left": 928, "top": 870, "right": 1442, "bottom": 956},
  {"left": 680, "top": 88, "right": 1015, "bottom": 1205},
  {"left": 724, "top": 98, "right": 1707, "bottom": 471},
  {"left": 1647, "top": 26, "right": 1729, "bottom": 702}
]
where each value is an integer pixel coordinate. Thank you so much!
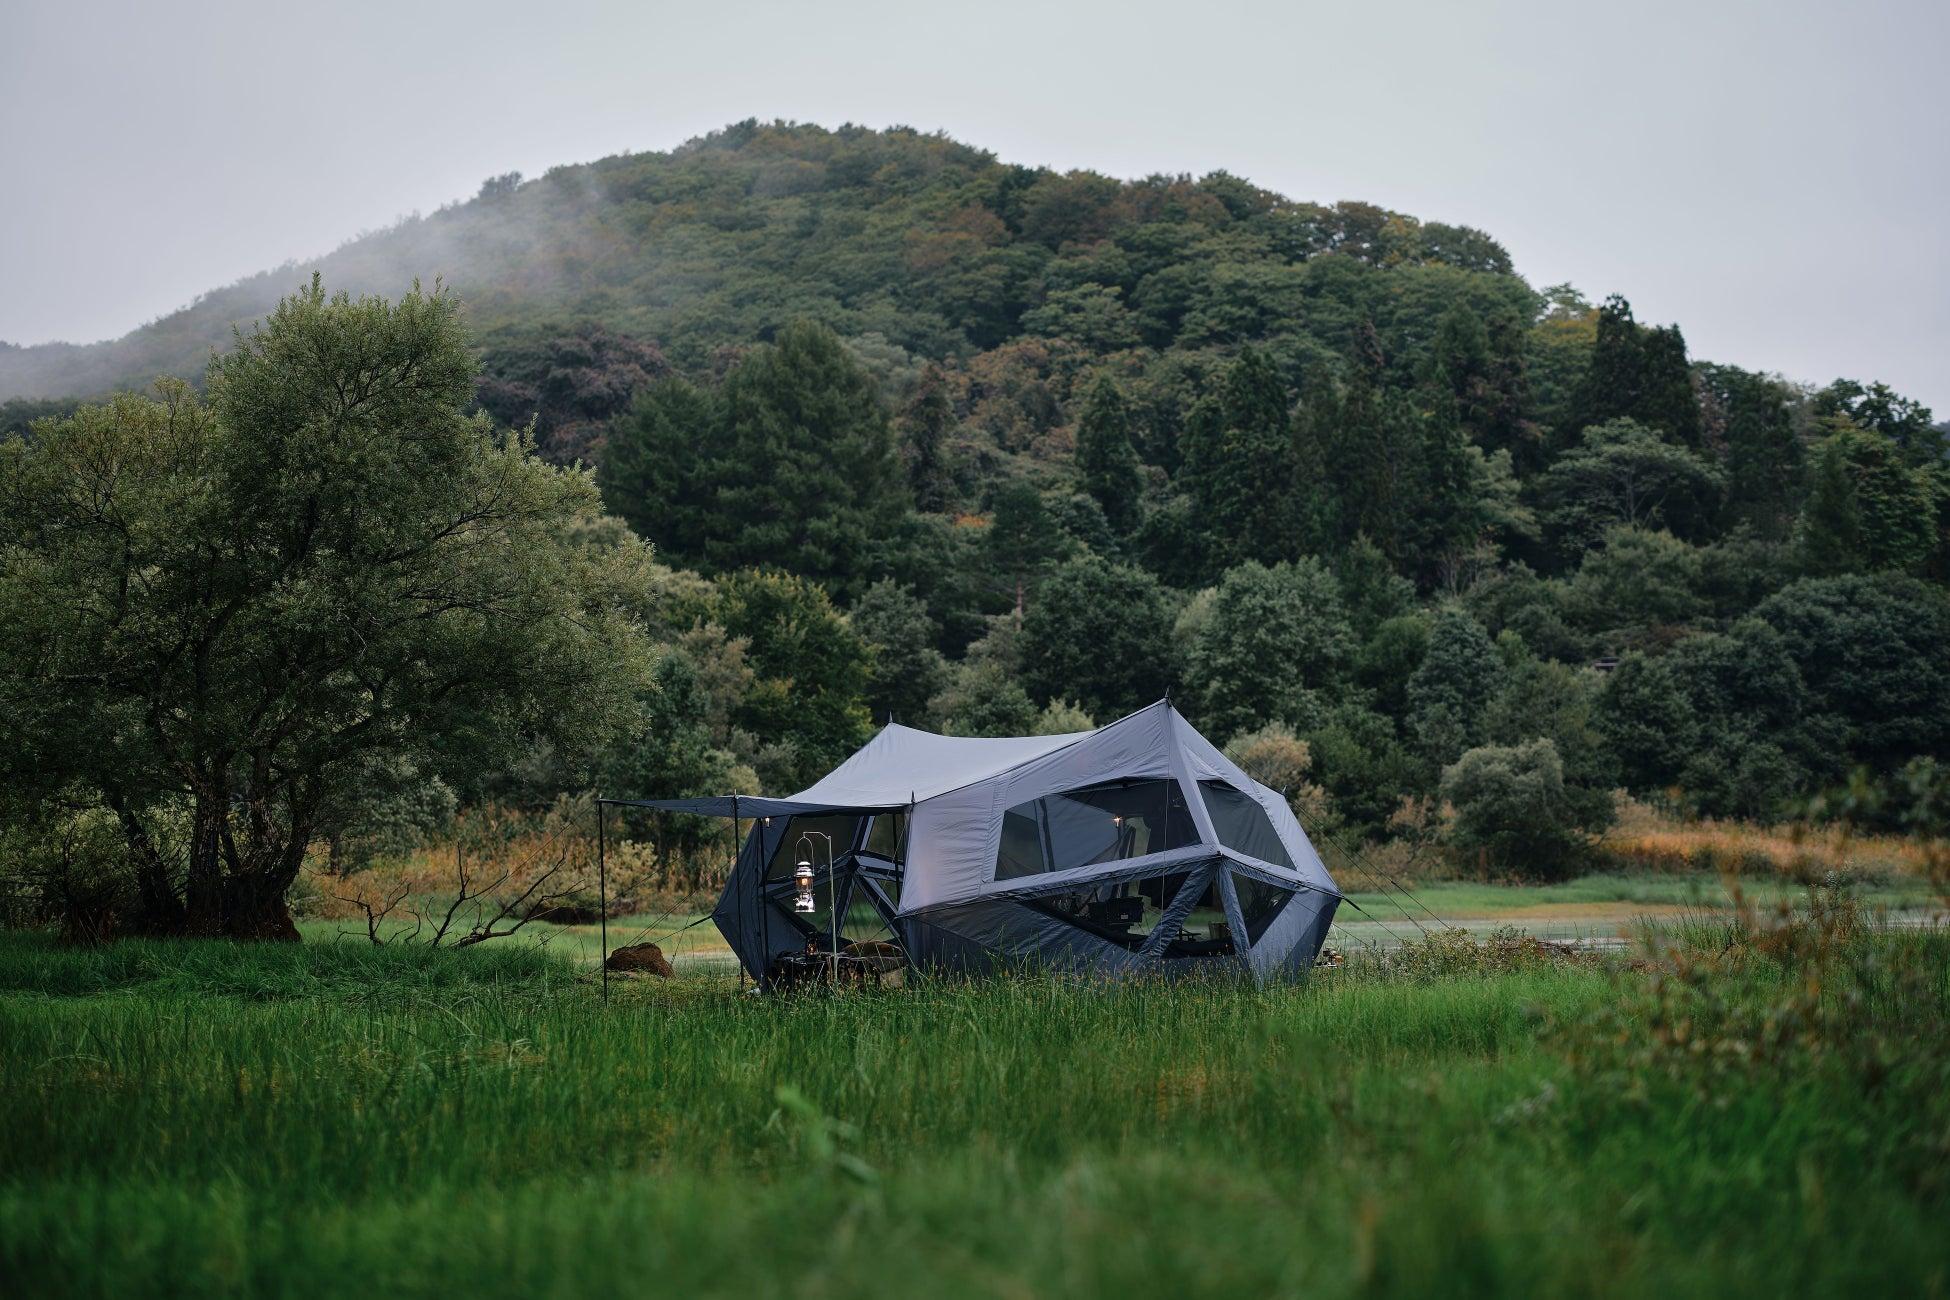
[
  {"left": 1797, "top": 437, "right": 1861, "bottom": 575},
  {"left": 1178, "top": 347, "right": 1302, "bottom": 569},
  {"left": 1703, "top": 364, "right": 1803, "bottom": 539},
  {"left": 1408, "top": 362, "right": 1481, "bottom": 577},
  {"left": 1567, "top": 295, "right": 1702, "bottom": 450},
  {"left": 1073, "top": 372, "right": 1142, "bottom": 532},
  {"left": 696, "top": 322, "right": 906, "bottom": 600},
  {"left": 898, "top": 362, "right": 956, "bottom": 513},
  {"left": 1324, "top": 324, "right": 1417, "bottom": 560},
  {"left": 1406, "top": 606, "right": 1505, "bottom": 765}
]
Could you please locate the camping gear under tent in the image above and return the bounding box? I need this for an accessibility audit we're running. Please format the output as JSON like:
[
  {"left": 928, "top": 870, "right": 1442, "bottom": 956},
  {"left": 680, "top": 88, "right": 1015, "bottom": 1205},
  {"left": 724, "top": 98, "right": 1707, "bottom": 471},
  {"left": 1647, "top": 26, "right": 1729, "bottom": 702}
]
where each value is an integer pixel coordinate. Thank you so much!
[{"left": 626, "top": 701, "right": 1341, "bottom": 987}]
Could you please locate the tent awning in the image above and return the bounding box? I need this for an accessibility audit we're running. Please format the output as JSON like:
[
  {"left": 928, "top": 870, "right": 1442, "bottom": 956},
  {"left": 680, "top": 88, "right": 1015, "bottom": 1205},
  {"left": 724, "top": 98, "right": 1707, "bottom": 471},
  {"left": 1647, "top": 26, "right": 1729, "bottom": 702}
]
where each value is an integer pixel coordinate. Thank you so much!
[{"left": 601, "top": 795, "right": 908, "bottom": 818}]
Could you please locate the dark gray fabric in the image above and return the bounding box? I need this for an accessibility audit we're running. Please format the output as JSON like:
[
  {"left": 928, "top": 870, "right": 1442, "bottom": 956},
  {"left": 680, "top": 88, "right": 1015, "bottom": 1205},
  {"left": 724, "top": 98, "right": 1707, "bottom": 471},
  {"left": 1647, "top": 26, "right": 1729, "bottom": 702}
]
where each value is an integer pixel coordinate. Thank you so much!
[
  {"left": 1198, "top": 780, "right": 1296, "bottom": 870},
  {"left": 904, "top": 898, "right": 1147, "bottom": 977},
  {"left": 1243, "top": 886, "right": 1340, "bottom": 982}
]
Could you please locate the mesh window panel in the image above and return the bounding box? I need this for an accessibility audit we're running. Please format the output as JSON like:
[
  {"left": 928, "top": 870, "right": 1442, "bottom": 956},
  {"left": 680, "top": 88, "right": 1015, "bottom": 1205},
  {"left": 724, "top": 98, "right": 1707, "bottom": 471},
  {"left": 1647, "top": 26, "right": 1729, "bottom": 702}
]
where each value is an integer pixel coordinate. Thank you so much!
[
  {"left": 1198, "top": 781, "right": 1296, "bottom": 870},
  {"left": 1028, "top": 870, "right": 1236, "bottom": 957},
  {"left": 764, "top": 816, "right": 863, "bottom": 880},
  {"left": 993, "top": 780, "right": 1198, "bottom": 880},
  {"left": 792, "top": 880, "right": 897, "bottom": 950},
  {"left": 862, "top": 813, "right": 908, "bottom": 861},
  {"left": 1229, "top": 870, "right": 1295, "bottom": 944}
]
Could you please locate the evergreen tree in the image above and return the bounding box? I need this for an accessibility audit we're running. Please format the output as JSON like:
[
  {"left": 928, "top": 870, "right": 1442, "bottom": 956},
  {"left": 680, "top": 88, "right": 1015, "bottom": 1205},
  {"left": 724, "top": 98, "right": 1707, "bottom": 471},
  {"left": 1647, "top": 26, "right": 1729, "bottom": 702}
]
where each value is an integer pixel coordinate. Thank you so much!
[
  {"left": 711, "top": 323, "right": 905, "bottom": 599},
  {"left": 1178, "top": 347, "right": 1301, "bottom": 569},
  {"left": 1431, "top": 302, "right": 1535, "bottom": 465},
  {"left": 597, "top": 377, "right": 719, "bottom": 565},
  {"left": 1567, "top": 295, "right": 1701, "bottom": 449},
  {"left": 1701, "top": 364, "right": 1802, "bottom": 539},
  {"left": 1405, "top": 371, "right": 1478, "bottom": 578},
  {"left": 985, "top": 482, "right": 1068, "bottom": 621},
  {"left": 897, "top": 362, "right": 957, "bottom": 514},
  {"left": 1335, "top": 533, "right": 1415, "bottom": 639},
  {"left": 1797, "top": 436, "right": 1862, "bottom": 575},
  {"left": 1073, "top": 372, "right": 1142, "bottom": 532},
  {"left": 1324, "top": 326, "right": 1419, "bottom": 559},
  {"left": 1292, "top": 360, "right": 1340, "bottom": 550},
  {"left": 1799, "top": 429, "right": 1935, "bottom": 574},
  {"left": 849, "top": 580, "right": 950, "bottom": 726}
]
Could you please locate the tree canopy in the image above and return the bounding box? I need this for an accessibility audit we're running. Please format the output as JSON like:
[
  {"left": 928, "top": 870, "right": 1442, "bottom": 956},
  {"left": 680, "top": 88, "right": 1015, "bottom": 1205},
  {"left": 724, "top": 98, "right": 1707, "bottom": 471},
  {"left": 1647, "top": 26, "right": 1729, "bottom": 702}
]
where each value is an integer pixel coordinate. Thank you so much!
[
  {"left": 6, "top": 121, "right": 1949, "bottom": 891},
  {"left": 0, "top": 280, "right": 654, "bottom": 937}
]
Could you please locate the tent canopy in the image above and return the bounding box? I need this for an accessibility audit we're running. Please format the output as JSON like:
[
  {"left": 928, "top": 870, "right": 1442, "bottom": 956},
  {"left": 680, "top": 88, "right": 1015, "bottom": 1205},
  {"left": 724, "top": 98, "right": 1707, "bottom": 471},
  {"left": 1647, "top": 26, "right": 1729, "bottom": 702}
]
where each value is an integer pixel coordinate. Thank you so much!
[{"left": 619, "top": 727, "right": 1090, "bottom": 819}]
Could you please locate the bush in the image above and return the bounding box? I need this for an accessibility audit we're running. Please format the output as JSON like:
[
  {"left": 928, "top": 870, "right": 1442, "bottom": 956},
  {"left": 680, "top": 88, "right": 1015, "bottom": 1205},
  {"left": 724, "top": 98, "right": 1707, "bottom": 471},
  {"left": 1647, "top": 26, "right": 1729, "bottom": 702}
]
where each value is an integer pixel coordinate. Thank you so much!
[{"left": 1440, "top": 739, "right": 1589, "bottom": 878}]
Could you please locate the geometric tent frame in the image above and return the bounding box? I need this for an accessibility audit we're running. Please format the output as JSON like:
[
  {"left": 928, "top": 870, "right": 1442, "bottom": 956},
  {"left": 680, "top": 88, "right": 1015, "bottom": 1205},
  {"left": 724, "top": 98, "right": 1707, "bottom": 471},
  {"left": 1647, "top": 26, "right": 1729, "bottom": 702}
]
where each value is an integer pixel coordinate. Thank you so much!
[{"left": 621, "top": 701, "right": 1341, "bottom": 989}]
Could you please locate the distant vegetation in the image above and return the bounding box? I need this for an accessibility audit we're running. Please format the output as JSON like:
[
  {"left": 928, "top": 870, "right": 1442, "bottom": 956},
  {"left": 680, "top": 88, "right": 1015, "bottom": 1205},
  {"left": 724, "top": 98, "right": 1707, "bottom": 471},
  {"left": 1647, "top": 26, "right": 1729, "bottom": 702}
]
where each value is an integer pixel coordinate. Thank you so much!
[{"left": 3, "top": 121, "right": 1948, "bottom": 935}]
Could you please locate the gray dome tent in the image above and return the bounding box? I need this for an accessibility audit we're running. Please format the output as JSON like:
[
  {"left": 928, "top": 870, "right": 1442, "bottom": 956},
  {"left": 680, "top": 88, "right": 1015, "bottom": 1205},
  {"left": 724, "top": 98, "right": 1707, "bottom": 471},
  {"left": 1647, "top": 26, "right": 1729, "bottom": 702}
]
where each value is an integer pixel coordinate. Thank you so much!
[{"left": 633, "top": 701, "right": 1341, "bottom": 987}]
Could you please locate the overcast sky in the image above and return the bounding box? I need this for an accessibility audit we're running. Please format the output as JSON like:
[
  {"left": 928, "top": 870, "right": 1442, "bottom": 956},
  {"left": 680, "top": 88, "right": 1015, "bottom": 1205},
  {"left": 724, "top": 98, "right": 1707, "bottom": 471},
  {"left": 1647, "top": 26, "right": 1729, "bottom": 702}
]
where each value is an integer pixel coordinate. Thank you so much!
[{"left": 3, "top": 0, "right": 1944, "bottom": 410}]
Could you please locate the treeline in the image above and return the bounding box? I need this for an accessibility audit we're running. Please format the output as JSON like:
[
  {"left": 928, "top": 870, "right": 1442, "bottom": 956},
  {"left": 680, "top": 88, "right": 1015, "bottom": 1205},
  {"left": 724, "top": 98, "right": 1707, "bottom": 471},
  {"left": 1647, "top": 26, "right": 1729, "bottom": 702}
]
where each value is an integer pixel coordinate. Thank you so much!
[
  {"left": 567, "top": 305, "right": 1947, "bottom": 875},
  {"left": 7, "top": 122, "right": 1949, "bottom": 883}
]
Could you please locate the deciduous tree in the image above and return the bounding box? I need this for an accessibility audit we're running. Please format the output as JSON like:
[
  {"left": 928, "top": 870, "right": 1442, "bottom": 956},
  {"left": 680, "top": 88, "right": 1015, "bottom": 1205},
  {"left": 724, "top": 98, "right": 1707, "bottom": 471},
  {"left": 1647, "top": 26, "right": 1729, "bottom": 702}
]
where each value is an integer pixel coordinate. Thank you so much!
[{"left": 0, "top": 279, "right": 655, "bottom": 938}]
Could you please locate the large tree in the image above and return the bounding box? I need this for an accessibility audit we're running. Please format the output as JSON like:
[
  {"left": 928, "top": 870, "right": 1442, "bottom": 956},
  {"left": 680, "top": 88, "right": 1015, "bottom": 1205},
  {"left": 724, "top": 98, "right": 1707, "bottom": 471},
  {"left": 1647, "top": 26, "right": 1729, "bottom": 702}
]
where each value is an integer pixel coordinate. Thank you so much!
[
  {"left": 0, "top": 279, "right": 654, "bottom": 938},
  {"left": 1018, "top": 556, "right": 1174, "bottom": 721},
  {"left": 1539, "top": 417, "right": 1724, "bottom": 551}
]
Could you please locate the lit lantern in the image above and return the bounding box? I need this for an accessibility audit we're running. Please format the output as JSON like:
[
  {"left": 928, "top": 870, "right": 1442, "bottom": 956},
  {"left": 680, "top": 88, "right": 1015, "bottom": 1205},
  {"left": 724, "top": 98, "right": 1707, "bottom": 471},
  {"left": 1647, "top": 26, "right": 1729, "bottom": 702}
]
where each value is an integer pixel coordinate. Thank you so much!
[{"left": 793, "top": 860, "right": 816, "bottom": 913}]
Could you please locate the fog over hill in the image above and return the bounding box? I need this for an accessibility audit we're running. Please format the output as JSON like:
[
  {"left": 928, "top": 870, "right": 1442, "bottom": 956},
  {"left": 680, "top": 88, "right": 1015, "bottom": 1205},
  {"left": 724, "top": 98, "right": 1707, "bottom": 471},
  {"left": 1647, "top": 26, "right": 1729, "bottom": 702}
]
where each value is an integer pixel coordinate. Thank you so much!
[{"left": 0, "top": 120, "right": 1528, "bottom": 403}]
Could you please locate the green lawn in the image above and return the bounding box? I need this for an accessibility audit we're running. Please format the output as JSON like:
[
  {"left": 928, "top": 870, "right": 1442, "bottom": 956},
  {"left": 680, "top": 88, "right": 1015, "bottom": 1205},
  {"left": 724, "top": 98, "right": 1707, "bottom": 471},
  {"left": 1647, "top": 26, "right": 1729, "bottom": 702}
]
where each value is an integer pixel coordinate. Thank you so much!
[{"left": 1, "top": 911, "right": 1945, "bottom": 1298}]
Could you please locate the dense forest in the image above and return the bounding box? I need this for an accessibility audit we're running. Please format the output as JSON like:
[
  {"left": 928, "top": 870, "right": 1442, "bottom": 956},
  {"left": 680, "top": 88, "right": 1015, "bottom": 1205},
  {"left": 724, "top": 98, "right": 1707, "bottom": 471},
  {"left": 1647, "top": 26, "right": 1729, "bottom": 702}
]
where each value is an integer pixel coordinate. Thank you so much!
[{"left": 6, "top": 120, "right": 1948, "bottom": 877}]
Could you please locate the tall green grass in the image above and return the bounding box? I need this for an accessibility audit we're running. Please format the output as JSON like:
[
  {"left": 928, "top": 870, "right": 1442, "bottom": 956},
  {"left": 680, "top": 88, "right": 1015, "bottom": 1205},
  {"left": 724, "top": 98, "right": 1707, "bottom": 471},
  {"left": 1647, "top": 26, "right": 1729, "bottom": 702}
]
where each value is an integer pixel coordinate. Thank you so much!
[{"left": 1, "top": 927, "right": 1944, "bottom": 1298}]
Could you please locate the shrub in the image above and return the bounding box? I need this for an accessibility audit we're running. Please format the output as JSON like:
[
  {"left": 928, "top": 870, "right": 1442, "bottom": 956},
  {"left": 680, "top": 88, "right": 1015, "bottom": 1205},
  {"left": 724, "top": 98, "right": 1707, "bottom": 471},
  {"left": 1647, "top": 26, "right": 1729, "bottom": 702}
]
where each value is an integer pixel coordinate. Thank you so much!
[{"left": 1440, "top": 738, "right": 1589, "bottom": 878}]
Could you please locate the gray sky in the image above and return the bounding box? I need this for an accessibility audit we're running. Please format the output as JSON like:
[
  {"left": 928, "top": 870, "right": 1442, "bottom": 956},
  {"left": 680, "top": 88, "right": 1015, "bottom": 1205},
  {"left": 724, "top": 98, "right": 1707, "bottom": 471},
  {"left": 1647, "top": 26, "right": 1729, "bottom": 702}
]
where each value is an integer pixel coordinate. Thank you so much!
[{"left": 3, "top": 0, "right": 1945, "bottom": 411}]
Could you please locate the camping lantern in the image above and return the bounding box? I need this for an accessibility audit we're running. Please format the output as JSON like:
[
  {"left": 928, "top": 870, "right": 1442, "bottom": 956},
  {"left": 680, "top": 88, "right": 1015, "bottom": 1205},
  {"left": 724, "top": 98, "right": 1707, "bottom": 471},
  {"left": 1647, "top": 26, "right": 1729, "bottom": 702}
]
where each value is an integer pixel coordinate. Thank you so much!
[{"left": 793, "top": 861, "right": 816, "bottom": 913}]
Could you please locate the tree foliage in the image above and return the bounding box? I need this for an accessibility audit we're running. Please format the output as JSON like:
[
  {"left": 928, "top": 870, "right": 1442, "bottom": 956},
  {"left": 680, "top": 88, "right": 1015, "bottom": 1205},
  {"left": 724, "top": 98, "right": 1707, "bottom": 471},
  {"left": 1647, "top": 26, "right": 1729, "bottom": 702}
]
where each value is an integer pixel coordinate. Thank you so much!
[
  {"left": 600, "top": 321, "right": 903, "bottom": 601},
  {"left": 5, "top": 123, "right": 1949, "bottom": 892},
  {"left": 1018, "top": 557, "right": 1174, "bottom": 720},
  {"left": 1183, "top": 559, "right": 1352, "bottom": 738},
  {"left": 0, "top": 280, "right": 654, "bottom": 937}
]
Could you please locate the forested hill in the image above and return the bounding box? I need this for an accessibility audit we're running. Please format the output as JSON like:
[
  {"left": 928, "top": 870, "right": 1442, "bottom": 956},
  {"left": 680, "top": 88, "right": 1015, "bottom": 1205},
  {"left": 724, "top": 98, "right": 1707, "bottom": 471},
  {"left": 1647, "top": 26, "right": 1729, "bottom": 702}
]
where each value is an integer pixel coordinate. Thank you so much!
[
  {"left": 1, "top": 119, "right": 1524, "bottom": 403},
  {"left": 8, "top": 120, "right": 1948, "bottom": 842}
]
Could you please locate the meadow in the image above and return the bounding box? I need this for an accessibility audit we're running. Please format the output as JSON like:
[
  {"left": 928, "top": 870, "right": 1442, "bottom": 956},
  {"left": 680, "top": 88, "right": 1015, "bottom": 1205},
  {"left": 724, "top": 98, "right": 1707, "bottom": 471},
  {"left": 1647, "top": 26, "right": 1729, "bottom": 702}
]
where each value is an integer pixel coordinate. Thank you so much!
[{"left": 3, "top": 875, "right": 1947, "bottom": 1300}]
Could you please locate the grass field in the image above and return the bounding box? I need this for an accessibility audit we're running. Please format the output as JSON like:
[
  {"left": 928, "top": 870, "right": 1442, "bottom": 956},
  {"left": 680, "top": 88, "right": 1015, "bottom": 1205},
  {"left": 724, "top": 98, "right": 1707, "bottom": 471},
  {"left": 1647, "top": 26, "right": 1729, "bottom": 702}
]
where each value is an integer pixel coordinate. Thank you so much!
[{"left": 2, "top": 887, "right": 1947, "bottom": 1299}]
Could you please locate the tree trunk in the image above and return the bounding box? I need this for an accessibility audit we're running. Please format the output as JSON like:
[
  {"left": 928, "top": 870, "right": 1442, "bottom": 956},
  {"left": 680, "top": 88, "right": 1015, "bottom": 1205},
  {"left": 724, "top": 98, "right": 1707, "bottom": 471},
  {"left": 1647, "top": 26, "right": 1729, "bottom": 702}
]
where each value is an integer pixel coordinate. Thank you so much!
[
  {"left": 218, "top": 872, "right": 301, "bottom": 941},
  {"left": 111, "top": 779, "right": 306, "bottom": 942},
  {"left": 110, "top": 797, "right": 187, "bottom": 933},
  {"left": 184, "top": 773, "right": 228, "bottom": 934}
]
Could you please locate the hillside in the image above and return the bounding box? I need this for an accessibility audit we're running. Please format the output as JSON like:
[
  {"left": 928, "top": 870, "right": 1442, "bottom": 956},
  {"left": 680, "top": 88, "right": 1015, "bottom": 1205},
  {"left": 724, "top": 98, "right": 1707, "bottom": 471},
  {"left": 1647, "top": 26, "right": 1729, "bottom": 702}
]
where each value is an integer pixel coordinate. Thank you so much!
[
  {"left": 5, "top": 120, "right": 1945, "bottom": 835},
  {"left": 0, "top": 119, "right": 1528, "bottom": 404}
]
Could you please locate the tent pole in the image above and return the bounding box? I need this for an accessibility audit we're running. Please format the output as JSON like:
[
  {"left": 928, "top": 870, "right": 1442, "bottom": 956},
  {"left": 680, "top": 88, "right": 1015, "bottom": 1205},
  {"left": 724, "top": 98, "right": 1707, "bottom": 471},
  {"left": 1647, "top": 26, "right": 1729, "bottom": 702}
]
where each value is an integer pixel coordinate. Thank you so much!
[
  {"left": 598, "top": 798, "right": 608, "bottom": 1005},
  {"left": 732, "top": 796, "right": 742, "bottom": 992}
]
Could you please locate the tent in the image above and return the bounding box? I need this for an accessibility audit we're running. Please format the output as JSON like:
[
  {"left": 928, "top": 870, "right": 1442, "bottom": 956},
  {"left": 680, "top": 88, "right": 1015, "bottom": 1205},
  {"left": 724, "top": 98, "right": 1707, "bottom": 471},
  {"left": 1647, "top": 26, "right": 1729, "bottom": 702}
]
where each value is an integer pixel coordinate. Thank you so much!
[{"left": 627, "top": 701, "right": 1341, "bottom": 987}]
